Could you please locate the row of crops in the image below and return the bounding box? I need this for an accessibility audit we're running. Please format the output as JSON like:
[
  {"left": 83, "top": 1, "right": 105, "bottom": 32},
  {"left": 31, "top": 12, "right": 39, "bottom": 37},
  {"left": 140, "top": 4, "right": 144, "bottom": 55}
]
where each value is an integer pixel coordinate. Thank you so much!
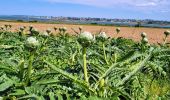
[{"left": 0, "top": 24, "right": 170, "bottom": 100}]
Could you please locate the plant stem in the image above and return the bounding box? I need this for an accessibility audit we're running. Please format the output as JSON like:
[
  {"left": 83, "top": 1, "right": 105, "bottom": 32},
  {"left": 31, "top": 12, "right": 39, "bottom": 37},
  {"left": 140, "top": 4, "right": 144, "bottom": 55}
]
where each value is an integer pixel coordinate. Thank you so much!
[
  {"left": 83, "top": 47, "right": 89, "bottom": 84},
  {"left": 18, "top": 59, "right": 25, "bottom": 80},
  {"left": 102, "top": 43, "right": 108, "bottom": 64},
  {"left": 163, "top": 36, "right": 167, "bottom": 45},
  {"left": 26, "top": 51, "right": 34, "bottom": 86},
  {"left": 114, "top": 52, "right": 117, "bottom": 63}
]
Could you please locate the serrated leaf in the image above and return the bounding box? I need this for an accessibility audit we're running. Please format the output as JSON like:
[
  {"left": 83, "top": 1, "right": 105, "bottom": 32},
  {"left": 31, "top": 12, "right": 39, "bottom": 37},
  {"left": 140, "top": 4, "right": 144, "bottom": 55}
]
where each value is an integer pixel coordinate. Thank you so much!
[
  {"left": 0, "top": 80, "right": 14, "bottom": 92},
  {"left": 9, "top": 89, "right": 25, "bottom": 96}
]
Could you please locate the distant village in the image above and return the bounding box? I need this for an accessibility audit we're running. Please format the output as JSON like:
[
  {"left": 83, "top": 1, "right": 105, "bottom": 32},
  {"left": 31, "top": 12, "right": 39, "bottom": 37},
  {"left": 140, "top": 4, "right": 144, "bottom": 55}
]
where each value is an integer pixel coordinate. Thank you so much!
[
  {"left": 0, "top": 15, "right": 170, "bottom": 28},
  {"left": 28, "top": 15, "right": 170, "bottom": 24}
]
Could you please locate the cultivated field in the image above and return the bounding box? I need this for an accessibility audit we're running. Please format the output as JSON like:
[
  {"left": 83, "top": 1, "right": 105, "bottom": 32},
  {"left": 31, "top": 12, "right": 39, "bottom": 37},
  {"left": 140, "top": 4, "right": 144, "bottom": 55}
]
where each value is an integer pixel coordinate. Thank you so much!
[
  {"left": 0, "top": 21, "right": 170, "bottom": 99},
  {"left": 0, "top": 21, "right": 169, "bottom": 44}
]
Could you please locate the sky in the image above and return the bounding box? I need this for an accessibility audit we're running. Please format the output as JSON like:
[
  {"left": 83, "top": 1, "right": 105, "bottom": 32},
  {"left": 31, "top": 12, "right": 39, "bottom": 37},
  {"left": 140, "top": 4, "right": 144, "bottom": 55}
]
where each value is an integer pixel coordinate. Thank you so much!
[{"left": 0, "top": 0, "right": 170, "bottom": 21}]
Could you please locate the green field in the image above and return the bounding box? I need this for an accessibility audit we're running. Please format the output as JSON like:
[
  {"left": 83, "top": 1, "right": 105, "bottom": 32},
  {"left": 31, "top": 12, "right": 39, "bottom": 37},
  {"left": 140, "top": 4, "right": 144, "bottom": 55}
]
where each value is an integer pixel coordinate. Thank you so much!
[{"left": 0, "top": 25, "right": 170, "bottom": 100}]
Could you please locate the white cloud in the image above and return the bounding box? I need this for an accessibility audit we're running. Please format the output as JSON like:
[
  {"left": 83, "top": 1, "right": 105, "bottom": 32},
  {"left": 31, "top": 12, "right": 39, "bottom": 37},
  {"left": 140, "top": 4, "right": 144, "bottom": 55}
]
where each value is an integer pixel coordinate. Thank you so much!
[
  {"left": 160, "top": 10, "right": 169, "bottom": 13},
  {"left": 45, "top": 0, "right": 169, "bottom": 7},
  {"left": 135, "top": 2, "right": 157, "bottom": 7}
]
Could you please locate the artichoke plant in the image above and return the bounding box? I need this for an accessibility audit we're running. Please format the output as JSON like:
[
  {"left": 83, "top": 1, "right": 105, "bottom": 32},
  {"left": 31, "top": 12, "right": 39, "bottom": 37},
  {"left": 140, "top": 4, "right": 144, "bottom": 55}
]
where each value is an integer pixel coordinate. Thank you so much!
[
  {"left": 96, "top": 32, "right": 109, "bottom": 64},
  {"left": 77, "top": 31, "right": 94, "bottom": 84},
  {"left": 25, "top": 37, "right": 39, "bottom": 85}
]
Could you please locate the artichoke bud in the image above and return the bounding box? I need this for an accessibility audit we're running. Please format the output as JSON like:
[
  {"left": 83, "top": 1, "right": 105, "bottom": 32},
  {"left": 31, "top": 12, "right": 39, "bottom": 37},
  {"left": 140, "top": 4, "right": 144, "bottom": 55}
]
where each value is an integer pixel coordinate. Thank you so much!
[
  {"left": 4, "top": 24, "right": 8, "bottom": 28},
  {"left": 79, "top": 26, "right": 83, "bottom": 31},
  {"left": 116, "top": 28, "right": 120, "bottom": 34},
  {"left": 29, "top": 25, "right": 33, "bottom": 31},
  {"left": 30, "top": 28, "right": 39, "bottom": 36},
  {"left": 41, "top": 32, "right": 49, "bottom": 37},
  {"left": 19, "top": 26, "right": 25, "bottom": 31},
  {"left": 164, "top": 30, "right": 170, "bottom": 37},
  {"left": 46, "top": 29, "right": 51, "bottom": 34},
  {"left": 59, "top": 27, "right": 63, "bottom": 33},
  {"left": 25, "top": 37, "right": 39, "bottom": 50},
  {"left": 62, "top": 27, "right": 67, "bottom": 32},
  {"left": 96, "top": 32, "right": 108, "bottom": 42},
  {"left": 78, "top": 31, "right": 94, "bottom": 47},
  {"left": 141, "top": 32, "right": 147, "bottom": 38},
  {"left": 8, "top": 24, "right": 12, "bottom": 28},
  {"left": 54, "top": 27, "right": 58, "bottom": 31},
  {"left": 0, "top": 26, "right": 4, "bottom": 31},
  {"left": 142, "top": 37, "right": 148, "bottom": 44}
]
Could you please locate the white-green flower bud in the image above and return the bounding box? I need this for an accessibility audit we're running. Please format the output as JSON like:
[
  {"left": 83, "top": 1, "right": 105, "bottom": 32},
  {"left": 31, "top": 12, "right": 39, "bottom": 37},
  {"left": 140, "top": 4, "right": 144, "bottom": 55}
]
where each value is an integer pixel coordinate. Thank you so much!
[
  {"left": 99, "top": 32, "right": 107, "bottom": 39},
  {"left": 41, "top": 32, "right": 49, "bottom": 37},
  {"left": 97, "top": 32, "right": 108, "bottom": 42},
  {"left": 142, "top": 37, "right": 148, "bottom": 44},
  {"left": 19, "top": 26, "right": 25, "bottom": 31},
  {"left": 78, "top": 31, "right": 94, "bottom": 47},
  {"left": 26, "top": 37, "right": 39, "bottom": 47},
  {"left": 79, "top": 31, "right": 93, "bottom": 41}
]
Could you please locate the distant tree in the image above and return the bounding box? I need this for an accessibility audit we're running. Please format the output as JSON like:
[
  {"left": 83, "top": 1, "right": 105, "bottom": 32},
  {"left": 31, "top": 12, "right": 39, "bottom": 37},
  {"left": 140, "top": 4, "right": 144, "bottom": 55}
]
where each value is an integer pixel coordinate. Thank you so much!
[
  {"left": 148, "top": 21, "right": 153, "bottom": 24},
  {"left": 135, "top": 21, "right": 142, "bottom": 27},
  {"left": 29, "top": 20, "right": 38, "bottom": 23},
  {"left": 17, "top": 20, "right": 24, "bottom": 22},
  {"left": 90, "top": 23, "right": 98, "bottom": 25}
]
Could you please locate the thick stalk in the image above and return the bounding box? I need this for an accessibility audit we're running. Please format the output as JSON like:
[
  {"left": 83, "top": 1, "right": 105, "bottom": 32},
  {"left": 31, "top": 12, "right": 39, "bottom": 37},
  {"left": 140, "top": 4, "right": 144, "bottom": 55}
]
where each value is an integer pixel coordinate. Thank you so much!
[
  {"left": 26, "top": 51, "right": 34, "bottom": 86},
  {"left": 102, "top": 43, "right": 108, "bottom": 64},
  {"left": 83, "top": 47, "right": 89, "bottom": 84},
  {"left": 163, "top": 36, "right": 167, "bottom": 45}
]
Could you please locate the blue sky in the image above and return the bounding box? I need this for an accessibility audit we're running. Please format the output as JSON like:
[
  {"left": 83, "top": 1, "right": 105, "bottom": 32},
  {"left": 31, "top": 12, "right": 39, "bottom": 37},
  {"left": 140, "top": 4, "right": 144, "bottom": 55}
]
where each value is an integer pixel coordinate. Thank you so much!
[{"left": 0, "top": 0, "right": 170, "bottom": 21}]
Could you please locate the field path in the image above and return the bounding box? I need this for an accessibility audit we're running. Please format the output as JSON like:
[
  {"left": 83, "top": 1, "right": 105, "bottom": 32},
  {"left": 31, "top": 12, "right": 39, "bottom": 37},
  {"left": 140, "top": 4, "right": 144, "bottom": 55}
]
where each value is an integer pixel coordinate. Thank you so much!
[{"left": 0, "top": 21, "right": 170, "bottom": 44}]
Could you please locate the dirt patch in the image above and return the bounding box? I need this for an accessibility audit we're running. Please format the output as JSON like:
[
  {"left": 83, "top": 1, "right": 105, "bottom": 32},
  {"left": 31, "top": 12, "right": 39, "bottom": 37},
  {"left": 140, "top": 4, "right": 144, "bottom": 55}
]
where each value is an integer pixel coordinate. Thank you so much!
[{"left": 0, "top": 21, "right": 170, "bottom": 44}]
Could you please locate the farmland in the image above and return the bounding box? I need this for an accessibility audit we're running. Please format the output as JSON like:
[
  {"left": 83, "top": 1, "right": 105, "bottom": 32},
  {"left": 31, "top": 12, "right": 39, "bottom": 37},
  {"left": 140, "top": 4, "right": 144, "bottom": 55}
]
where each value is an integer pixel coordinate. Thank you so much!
[
  {"left": 0, "top": 21, "right": 170, "bottom": 44},
  {"left": 0, "top": 23, "right": 170, "bottom": 99}
]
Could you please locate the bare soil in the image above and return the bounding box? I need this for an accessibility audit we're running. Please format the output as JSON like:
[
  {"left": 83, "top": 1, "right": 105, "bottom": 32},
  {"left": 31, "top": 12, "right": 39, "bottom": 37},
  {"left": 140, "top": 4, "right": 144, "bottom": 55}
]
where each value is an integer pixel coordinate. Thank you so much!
[{"left": 0, "top": 21, "right": 170, "bottom": 44}]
